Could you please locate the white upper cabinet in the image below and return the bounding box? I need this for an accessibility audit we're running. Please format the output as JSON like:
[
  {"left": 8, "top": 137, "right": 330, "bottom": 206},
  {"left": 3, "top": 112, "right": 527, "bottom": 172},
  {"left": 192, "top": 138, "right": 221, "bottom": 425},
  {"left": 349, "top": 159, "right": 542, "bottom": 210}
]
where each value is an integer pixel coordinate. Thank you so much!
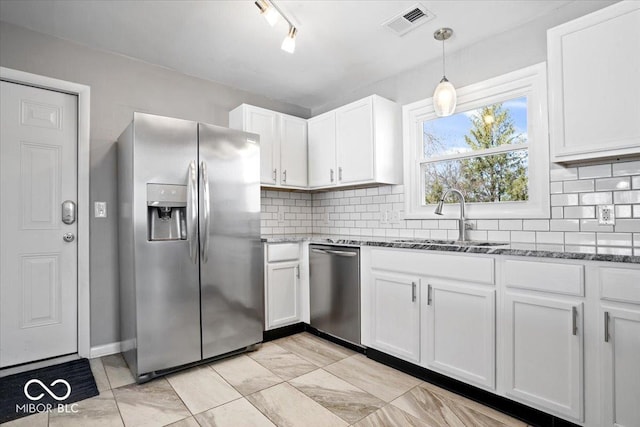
[
  {"left": 229, "top": 104, "right": 307, "bottom": 188},
  {"left": 308, "top": 95, "right": 402, "bottom": 189},
  {"left": 308, "top": 111, "right": 337, "bottom": 187},
  {"left": 548, "top": 1, "right": 640, "bottom": 162},
  {"left": 279, "top": 115, "right": 308, "bottom": 188}
]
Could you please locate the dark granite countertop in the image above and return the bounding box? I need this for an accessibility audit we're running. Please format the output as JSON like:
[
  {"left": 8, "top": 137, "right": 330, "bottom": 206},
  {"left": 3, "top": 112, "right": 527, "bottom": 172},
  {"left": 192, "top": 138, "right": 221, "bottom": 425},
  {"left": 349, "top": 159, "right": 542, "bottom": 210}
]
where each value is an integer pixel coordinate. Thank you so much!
[{"left": 261, "top": 234, "right": 640, "bottom": 264}]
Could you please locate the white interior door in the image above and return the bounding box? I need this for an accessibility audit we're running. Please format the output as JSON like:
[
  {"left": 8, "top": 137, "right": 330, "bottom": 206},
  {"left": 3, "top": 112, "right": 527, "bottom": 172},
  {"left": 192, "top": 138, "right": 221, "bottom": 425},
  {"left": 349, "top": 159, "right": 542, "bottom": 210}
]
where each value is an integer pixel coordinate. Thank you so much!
[{"left": 1, "top": 81, "right": 78, "bottom": 367}]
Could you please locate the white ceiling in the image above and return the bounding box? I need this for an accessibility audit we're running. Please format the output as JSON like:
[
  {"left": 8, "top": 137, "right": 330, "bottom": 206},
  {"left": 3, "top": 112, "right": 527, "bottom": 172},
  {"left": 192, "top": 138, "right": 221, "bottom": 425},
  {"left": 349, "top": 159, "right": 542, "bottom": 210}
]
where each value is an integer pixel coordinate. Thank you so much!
[{"left": 0, "top": 0, "right": 616, "bottom": 110}]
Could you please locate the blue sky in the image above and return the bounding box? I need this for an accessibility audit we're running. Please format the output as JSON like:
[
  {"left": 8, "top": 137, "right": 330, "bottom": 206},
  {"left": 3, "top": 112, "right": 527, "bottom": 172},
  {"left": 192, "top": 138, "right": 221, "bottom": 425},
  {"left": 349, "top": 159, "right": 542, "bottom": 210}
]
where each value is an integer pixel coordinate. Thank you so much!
[{"left": 423, "top": 96, "right": 528, "bottom": 157}]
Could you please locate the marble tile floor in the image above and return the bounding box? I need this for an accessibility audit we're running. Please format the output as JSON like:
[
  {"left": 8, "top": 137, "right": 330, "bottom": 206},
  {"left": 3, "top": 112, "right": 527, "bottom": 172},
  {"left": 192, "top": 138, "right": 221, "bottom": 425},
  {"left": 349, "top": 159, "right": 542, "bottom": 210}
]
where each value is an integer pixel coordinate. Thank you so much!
[{"left": 5, "top": 332, "right": 530, "bottom": 427}]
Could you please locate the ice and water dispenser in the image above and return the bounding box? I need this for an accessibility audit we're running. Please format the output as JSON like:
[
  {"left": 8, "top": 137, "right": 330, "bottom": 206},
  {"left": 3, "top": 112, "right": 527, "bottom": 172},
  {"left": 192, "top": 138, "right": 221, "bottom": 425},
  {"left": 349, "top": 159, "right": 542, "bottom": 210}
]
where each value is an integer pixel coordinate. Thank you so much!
[{"left": 147, "top": 184, "right": 188, "bottom": 241}]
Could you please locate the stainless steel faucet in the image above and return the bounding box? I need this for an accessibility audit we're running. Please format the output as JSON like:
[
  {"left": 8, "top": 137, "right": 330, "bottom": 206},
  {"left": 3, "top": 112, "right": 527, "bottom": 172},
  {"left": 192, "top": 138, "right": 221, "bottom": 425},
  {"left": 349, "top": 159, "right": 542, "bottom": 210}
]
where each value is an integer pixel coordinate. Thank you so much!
[{"left": 434, "top": 189, "right": 467, "bottom": 242}]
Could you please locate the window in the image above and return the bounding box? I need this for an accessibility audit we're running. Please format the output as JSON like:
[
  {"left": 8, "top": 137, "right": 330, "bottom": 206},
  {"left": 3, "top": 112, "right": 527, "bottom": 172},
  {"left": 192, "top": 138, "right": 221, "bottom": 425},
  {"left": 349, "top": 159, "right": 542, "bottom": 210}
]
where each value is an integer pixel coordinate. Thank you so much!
[{"left": 403, "top": 63, "right": 549, "bottom": 219}]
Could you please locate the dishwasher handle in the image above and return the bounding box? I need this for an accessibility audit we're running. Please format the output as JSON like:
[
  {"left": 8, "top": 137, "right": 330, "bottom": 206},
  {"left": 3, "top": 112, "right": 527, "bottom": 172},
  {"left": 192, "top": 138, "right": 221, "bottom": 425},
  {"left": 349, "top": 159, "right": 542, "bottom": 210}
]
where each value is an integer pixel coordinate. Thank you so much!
[
  {"left": 325, "top": 250, "right": 358, "bottom": 257},
  {"left": 311, "top": 248, "right": 329, "bottom": 254}
]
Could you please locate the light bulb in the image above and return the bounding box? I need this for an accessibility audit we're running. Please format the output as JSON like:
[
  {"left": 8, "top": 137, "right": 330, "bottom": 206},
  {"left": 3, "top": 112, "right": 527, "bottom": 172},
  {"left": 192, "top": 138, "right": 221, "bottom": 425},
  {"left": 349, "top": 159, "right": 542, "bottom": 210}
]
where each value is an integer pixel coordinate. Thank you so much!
[
  {"left": 255, "top": 0, "right": 279, "bottom": 26},
  {"left": 263, "top": 6, "right": 279, "bottom": 26},
  {"left": 433, "top": 77, "right": 457, "bottom": 117},
  {"left": 281, "top": 27, "right": 297, "bottom": 54}
]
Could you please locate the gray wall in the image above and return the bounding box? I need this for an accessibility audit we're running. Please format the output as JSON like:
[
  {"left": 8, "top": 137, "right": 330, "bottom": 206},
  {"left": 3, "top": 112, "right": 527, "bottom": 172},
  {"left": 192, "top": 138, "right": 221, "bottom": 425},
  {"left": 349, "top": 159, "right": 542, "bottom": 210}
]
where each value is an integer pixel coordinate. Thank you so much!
[
  {"left": 0, "top": 21, "right": 310, "bottom": 347},
  {"left": 312, "top": 1, "right": 616, "bottom": 115}
]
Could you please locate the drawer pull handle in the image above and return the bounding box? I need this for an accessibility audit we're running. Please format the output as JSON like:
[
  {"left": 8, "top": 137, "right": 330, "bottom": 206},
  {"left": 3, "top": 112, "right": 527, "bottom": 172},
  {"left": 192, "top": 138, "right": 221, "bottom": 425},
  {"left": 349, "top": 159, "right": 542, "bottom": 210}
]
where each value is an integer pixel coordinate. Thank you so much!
[{"left": 572, "top": 306, "right": 578, "bottom": 336}]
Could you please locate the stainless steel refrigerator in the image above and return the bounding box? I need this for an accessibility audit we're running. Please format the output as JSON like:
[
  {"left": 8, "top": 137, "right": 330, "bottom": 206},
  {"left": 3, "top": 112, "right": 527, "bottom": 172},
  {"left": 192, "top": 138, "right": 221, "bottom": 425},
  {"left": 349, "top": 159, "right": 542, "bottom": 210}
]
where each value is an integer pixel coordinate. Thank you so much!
[{"left": 117, "top": 113, "right": 263, "bottom": 382}]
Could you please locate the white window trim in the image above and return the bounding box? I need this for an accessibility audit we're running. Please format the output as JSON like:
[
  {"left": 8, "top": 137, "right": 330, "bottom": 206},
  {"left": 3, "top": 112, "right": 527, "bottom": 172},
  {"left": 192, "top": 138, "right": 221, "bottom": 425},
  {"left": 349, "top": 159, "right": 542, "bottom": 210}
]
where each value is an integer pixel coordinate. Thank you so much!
[{"left": 402, "top": 62, "right": 550, "bottom": 219}]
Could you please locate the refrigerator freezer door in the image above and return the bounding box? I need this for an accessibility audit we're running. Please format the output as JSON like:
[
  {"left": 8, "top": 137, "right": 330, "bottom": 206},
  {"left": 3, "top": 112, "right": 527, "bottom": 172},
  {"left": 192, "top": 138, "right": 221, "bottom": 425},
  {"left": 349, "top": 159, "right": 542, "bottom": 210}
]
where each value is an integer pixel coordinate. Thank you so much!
[
  {"left": 198, "top": 124, "right": 263, "bottom": 359},
  {"left": 132, "top": 113, "right": 202, "bottom": 374}
]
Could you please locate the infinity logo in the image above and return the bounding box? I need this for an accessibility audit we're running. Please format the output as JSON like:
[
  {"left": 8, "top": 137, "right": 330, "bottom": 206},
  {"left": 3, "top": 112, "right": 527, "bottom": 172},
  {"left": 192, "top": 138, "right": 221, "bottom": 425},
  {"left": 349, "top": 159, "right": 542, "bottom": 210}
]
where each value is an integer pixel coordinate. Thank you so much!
[{"left": 24, "top": 379, "right": 72, "bottom": 401}]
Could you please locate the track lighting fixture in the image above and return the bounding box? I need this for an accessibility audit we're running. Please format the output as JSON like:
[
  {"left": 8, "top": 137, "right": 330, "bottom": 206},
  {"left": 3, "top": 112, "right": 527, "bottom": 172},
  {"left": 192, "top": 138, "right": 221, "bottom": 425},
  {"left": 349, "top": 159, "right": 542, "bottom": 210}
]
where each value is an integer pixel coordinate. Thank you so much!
[
  {"left": 281, "top": 26, "right": 297, "bottom": 54},
  {"left": 254, "top": 0, "right": 279, "bottom": 26},
  {"left": 254, "top": 0, "right": 298, "bottom": 54}
]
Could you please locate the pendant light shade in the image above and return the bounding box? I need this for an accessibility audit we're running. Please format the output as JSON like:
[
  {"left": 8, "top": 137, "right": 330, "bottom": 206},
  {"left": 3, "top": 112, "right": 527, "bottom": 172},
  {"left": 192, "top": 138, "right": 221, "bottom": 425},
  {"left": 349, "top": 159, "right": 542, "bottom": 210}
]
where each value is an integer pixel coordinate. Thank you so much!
[
  {"left": 281, "top": 26, "right": 297, "bottom": 54},
  {"left": 432, "top": 28, "right": 456, "bottom": 117},
  {"left": 255, "top": 0, "right": 279, "bottom": 26}
]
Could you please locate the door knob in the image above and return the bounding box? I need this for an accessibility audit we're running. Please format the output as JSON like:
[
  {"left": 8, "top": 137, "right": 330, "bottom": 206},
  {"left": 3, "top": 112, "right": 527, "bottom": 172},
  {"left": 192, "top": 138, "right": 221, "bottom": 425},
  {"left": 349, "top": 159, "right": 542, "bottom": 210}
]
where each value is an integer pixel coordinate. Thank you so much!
[{"left": 63, "top": 233, "right": 75, "bottom": 242}]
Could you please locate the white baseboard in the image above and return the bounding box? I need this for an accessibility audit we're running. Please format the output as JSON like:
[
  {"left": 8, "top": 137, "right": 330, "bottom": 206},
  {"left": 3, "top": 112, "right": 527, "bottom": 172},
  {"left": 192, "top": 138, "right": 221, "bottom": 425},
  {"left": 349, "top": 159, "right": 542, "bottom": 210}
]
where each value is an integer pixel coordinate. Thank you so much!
[{"left": 90, "top": 341, "right": 122, "bottom": 358}]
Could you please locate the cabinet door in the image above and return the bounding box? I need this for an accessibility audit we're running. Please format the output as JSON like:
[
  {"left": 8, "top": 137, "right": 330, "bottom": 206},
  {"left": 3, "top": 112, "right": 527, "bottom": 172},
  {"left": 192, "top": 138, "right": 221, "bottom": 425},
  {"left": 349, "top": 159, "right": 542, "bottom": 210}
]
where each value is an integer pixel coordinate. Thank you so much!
[
  {"left": 601, "top": 306, "right": 640, "bottom": 427},
  {"left": 504, "top": 293, "right": 583, "bottom": 421},
  {"left": 370, "top": 272, "right": 420, "bottom": 363},
  {"left": 245, "top": 107, "right": 279, "bottom": 185},
  {"left": 336, "top": 98, "right": 374, "bottom": 184},
  {"left": 548, "top": 2, "right": 640, "bottom": 161},
  {"left": 266, "top": 261, "right": 299, "bottom": 329},
  {"left": 279, "top": 115, "right": 307, "bottom": 187},
  {"left": 423, "top": 282, "right": 495, "bottom": 389},
  {"left": 308, "top": 112, "right": 336, "bottom": 187}
]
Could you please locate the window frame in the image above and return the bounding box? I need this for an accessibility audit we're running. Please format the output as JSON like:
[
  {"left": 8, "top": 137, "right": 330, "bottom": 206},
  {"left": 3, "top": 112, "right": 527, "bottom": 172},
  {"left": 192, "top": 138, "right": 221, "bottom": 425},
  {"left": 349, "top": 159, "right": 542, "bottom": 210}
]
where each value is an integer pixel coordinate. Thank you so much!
[{"left": 402, "top": 62, "right": 550, "bottom": 219}]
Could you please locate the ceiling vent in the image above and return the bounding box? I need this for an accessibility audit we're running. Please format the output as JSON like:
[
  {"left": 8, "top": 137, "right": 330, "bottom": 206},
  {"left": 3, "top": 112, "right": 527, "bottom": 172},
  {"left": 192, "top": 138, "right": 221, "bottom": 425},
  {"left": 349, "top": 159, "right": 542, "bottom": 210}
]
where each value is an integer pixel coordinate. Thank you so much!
[{"left": 382, "top": 3, "right": 435, "bottom": 37}]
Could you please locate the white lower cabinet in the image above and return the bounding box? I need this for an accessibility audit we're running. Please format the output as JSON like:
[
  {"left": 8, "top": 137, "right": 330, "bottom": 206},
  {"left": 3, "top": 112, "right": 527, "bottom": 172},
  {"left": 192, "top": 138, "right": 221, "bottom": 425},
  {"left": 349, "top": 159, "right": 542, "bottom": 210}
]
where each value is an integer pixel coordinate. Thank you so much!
[
  {"left": 503, "top": 292, "right": 583, "bottom": 421},
  {"left": 600, "top": 306, "right": 640, "bottom": 427},
  {"left": 369, "top": 271, "right": 420, "bottom": 363},
  {"left": 264, "top": 243, "right": 301, "bottom": 330},
  {"left": 422, "top": 281, "right": 495, "bottom": 390},
  {"left": 599, "top": 265, "right": 640, "bottom": 427}
]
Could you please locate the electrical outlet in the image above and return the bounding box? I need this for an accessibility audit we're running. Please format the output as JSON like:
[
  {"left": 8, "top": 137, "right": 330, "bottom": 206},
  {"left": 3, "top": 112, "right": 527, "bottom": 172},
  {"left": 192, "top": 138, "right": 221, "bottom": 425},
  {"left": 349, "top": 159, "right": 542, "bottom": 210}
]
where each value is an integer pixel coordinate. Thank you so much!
[
  {"left": 323, "top": 212, "right": 330, "bottom": 225},
  {"left": 277, "top": 211, "right": 285, "bottom": 223},
  {"left": 380, "top": 211, "right": 389, "bottom": 224},
  {"left": 390, "top": 210, "right": 401, "bottom": 224},
  {"left": 598, "top": 205, "right": 615, "bottom": 225}
]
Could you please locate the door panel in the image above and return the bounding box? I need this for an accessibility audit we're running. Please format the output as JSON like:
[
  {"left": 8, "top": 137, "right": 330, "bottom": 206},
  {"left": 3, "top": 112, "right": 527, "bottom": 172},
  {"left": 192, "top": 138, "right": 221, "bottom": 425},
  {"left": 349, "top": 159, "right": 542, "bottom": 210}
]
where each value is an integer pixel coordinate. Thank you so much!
[
  {"left": 279, "top": 115, "right": 307, "bottom": 187},
  {"left": 1, "top": 81, "right": 77, "bottom": 367},
  {"left": 336, "top": 98, "right": 374, "bottom": 184},
  {"left": 504, "top": 292, "right": 583, "bottom": 421},
  {"left": 132, "top": 114, "right": 201, "bottom": 374},
  {"left": 266, "top": 262, "right": 299, "bottom": 329},
  {"left": 308, "top": 112, "right": 336, "bottom": 187},
  {"left": 198, "top": 124, "right": 263, "bottom": 360},
  {"left": 245, "top": 108, "right": 278, "bottom": 185}
]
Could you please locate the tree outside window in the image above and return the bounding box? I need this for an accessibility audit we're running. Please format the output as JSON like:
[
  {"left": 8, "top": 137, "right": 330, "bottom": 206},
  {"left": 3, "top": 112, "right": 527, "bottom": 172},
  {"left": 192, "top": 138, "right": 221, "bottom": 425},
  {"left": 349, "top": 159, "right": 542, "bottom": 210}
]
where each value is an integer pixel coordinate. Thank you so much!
[{"left": 422, "top": 97, "right": 529, "bottom": 205}]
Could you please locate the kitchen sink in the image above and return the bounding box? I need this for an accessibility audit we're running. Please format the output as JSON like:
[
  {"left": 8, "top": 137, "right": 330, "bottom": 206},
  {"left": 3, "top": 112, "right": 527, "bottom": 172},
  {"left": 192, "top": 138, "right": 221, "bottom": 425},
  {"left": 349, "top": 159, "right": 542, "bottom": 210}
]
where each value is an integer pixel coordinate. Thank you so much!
[{"left": 393, "top": 239, "right": 508, "bottom": 247}]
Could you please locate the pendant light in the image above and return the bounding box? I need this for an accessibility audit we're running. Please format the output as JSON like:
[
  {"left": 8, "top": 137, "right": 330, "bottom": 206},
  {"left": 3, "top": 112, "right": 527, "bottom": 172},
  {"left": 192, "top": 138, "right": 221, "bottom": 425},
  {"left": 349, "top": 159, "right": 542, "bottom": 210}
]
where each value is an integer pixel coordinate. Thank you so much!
[
  {"left": 433, "top": 28, "right": 456, "bottom": 117},
  {"left": 281, "top": 26, "right": 298, "bottom": 54},
  {"left": 255, "top": 0, "right": 279, "bottom": 27}
]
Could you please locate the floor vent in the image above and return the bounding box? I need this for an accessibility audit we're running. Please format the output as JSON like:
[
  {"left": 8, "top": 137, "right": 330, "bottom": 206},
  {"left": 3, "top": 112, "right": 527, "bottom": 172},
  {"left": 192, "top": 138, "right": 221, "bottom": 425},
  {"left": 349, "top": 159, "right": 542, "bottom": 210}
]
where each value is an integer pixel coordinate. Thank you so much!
[{"left": 382, "top": 3, "right": 435, "bottom": 36}]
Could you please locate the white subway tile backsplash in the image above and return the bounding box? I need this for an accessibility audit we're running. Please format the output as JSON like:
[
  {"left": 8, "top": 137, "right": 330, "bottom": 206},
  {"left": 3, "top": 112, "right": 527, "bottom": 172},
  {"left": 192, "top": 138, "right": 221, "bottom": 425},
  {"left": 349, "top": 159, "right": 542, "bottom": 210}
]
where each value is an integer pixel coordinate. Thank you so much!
[
  {"left": 477, "top": 220, "right": 499, "bottom": 230},
  {"left": 499, "top": 220, "right": 523, "bottom": 230},
  {"left": 565, "top": 232, "right": 596, "bottom": 246},
  {"left": 550, "top": 166, "right": 578, "bottom": 181},
  {"left": 579, "top": 192, "right": 612, "bottom": 205},
  {"left": 564, "top": 245, "right": 596, "bottom": 254},
  {"left": 263, "top": 159, "right": 638, "bottom": 253},
  {"left": 612, "top": 160, "right": 640, "bottom": 177},
  {"left": 563, "top": 179, "right": 594, "bottom": 193},
  {"left": 578, "top": 164, "right": 611, "bottom": 179},
  {"left": 523, "top": 220, "right": 550, "bottom": 231},
  {"left": 536, "top": 232, "right": 564, "bottom": 244},
  {"left": 616, "top": 205, "right": 632, "bottom": 218},
  {"left": 551, "top": 194, "right": 579, "bottom": 206},
  {"left": 595, "top": 177, "right": 631, "bottom": 191},
  {"left": 550, "top": 219, "right": 580, "bottom": 232},
  {"left": 550, "top": 181, "right": 564, "bottom": 194},
  {"left": 564, "top": 206, "right": 595, "bottom": 219},
  {"left": 597, "top": 246, "right": 633, "bottom": 256},
  {"left": 614, "top": 190, "right": 640, "bottom": 204}
]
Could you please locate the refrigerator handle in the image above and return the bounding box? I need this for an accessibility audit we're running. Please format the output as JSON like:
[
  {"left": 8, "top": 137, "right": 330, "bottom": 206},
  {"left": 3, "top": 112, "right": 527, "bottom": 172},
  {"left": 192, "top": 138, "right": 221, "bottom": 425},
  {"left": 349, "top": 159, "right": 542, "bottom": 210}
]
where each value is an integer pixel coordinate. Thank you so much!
[
  {"left": 200, "top": 160, "right": 211, "bottom": 263},
  {"left": 187, "top": 161, "right": 198, "bottom": 263}
]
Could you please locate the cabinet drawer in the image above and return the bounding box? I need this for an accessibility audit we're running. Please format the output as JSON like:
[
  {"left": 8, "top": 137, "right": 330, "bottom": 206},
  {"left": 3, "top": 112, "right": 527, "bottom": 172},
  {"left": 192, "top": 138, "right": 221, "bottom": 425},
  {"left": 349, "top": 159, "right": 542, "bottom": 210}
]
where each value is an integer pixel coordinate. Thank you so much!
[
  {"left": 371, "top": 249, "right": 494, "bottom": 285},
  {"left": 600, "top": 267, "right": 640, "bottom": 304},
  {"left": 266, "top": 243, "right": 300, "bottom": 262},
  {"left": 504, "top": 260, "right": 583, "bottom": 296}
]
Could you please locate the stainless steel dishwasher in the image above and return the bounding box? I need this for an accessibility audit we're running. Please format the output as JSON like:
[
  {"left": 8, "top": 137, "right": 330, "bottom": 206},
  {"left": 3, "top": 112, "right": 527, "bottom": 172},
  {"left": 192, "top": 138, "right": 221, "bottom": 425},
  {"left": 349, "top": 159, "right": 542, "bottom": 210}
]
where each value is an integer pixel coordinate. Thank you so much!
[{"left": 309, "top": 244, "right": 361, "bottom": 346}]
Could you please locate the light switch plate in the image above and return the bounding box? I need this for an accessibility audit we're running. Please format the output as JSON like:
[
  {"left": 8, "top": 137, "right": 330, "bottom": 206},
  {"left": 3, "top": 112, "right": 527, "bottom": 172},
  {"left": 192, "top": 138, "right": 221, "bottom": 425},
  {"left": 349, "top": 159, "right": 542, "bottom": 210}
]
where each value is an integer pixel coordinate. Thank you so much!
[
  {"left": 598, "top": 204, "right": 615, "bottom": 225},
  {"left": 94, "top": 201, "right": 107, "bottom": 218}
]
